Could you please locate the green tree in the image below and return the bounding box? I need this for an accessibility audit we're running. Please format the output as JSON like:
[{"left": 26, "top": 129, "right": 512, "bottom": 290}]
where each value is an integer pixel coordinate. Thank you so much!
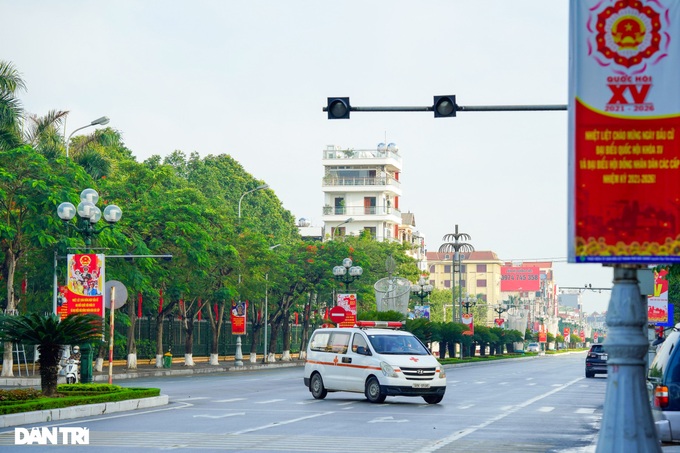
[
  {"left": 0, "top": 313, "right": 102, "bottom": 396},
  {"left": 0, "top": 60, "right": 26, "bottom": 151}
]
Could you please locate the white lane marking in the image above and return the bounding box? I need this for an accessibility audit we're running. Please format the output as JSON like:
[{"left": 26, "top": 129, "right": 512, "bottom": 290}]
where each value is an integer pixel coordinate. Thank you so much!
[
  {"left": 368, "top": 416, "right": 409, "bottom": 423},
  {"left": 474, "top": 381, "right": 486, "bottom": 384},
  {"left": 296, "top": 400, "right": 323, "bottom": 405},
  {"left": 527, "top": 383, "right": 537, "bottom": 386},
  {"left": 231, "top": 411, "right": 335, "bottom": 435},
  {"left": 457, "top": 404, "right": 474, "bottom": 409},
  {"left": 499, "top": 382, "right": 509, "bottom": 385},
  {"left": 416, "top": 377, "right": 584, "bottom": 453},
  {"left": 337, "top": 402, "right": 355, "bottom": 406},
  {"left": 215, "top": 398, "right": 246, "bottom": 403},
  {"left": 539, "top": 407, "right": 555, "bottom": 412},
  {"left": 193, "top": 412, "right": 245, "bottom": 419},
  {"left": 500, "top": 406, "right": 514, "bottom": 411},
  {"left": 576, "top": 408, "right": 596, "bottom": 414},
  {"left": 172, "top": 397, "right": 210, "bottom": 401},
  {"left": 254, "top": 399, "right": 285, "bottom": 404}
]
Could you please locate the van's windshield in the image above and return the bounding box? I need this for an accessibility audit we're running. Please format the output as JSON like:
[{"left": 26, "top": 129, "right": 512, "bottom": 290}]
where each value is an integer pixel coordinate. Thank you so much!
[{"left": 367, "top": 334, "right": 430, "bottom": 355}]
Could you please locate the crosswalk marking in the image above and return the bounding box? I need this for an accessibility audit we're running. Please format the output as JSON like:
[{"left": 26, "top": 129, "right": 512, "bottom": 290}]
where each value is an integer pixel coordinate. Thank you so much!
[{"left": 538, "top": 407, "right": 555, "bottom": 412}]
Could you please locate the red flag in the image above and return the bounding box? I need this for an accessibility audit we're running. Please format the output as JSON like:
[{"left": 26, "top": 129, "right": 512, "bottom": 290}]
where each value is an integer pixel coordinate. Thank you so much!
[
  {"left": 159, "top": 289, "right": 164, "bottom": 313},
  {"left": 137, "top": 292, "right": 142, "bottom": 318},
  {"left": 324, "top": 307, "right": 329, "bottom": 320},
  {"left": 21, "top": 277, "right": 27, "bottom": 294},
  {"left": 295, "top": 312, "right": 299, "bottom": 325},
  {"left": 197, "top": 306, "right": 202, "bottom": 321},
  {"left": 180, "top": 298, "right": 184, "bottom": 313},
  {"left": 214, "top": 302, "right": 219, "bottom": 319}
]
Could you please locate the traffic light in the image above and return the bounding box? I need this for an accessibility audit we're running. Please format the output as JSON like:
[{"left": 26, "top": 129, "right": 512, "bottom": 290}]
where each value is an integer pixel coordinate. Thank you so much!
[
  {"left": 434, "top": 95, "right": 457, "bottom": 117},
  {"left": 327, "top": 97, "right": 350, "bottom": 119}
]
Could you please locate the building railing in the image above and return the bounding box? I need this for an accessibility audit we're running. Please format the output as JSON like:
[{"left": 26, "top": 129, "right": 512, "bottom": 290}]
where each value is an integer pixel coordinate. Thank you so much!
[
  {"left": 322, "top": 205, "right": 401, "bottom": 217},
  {"left": 323, "top": 149, "right": 401, "bottom": 161},
  {"left": 322, "top": 176, "right": 401, "bottom": 188}
]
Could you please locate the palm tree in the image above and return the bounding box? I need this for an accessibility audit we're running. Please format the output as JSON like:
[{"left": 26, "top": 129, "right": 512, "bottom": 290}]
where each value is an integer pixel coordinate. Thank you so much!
[
  {"left": 0, "top": 60, "right": 26, "bottom": 151},
  {"left": 0, "top": 313, "right": 102, "bottom": 396}
]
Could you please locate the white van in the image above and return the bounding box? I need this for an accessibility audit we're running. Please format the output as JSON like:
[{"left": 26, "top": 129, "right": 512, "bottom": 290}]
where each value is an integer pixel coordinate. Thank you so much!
[{"left": 303, "top": 321, "right": 446, "bottom": 404}]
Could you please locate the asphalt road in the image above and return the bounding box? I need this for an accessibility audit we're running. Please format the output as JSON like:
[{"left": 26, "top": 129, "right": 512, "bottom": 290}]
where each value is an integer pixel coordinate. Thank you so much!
[{"left": 0, "top": 352, "right": 608, "bottom": 452}]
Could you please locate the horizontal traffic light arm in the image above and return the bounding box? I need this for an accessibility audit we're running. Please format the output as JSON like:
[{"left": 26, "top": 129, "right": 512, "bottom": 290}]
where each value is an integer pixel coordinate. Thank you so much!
[{"left": 323, "top": 104, "right": 567, "bottom": 113}]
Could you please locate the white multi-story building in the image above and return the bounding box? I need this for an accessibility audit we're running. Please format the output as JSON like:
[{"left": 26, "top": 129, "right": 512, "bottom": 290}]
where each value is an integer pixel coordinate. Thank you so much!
[{"left": 322, "top": 143, "right": 403, "bottom": 242}]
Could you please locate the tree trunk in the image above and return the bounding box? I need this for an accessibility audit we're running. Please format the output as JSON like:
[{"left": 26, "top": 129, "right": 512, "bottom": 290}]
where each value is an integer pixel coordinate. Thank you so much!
[
  {"left": 298, "top": 295, "right": 314, "bottom": 361},
  {"left": 183, "top": 317, "right": 195, "bottom": 366},
  {"left": 38, "top": 344, "right": 62, "bottom": 397},
  {"left": 126, "top": 299, "right": 138, "bottom": 370},
  {"left": 281, "top": 310, "right": 291, "bottom": 361},
  {"left": 1, "top": 253, "right": 18, "bottom": 377},
  {"left": 439, "top": 341, "right": 447, "bottom": 359},
  {"left": 155, "top": 313, "right": 164, "bottom": 368}
]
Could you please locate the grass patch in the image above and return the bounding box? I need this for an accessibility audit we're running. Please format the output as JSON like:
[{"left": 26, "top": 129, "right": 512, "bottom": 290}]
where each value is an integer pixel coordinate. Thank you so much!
[{"left": 0, "top": 384, "right": 160, "bottom": 415}]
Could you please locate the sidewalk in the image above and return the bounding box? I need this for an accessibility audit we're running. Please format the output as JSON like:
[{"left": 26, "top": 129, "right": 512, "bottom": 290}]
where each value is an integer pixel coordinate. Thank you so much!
[{"left": 0, "top": 355, "right": 304, "bottom": 387}]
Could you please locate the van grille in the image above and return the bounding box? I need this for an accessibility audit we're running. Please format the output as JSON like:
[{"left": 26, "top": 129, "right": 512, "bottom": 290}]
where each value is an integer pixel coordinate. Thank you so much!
[{"left": 400, "top": 366, "right": 436, "bottom": 381}]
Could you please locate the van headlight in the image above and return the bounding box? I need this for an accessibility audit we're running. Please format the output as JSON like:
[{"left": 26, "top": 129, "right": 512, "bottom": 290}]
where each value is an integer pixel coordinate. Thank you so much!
[
  {"left": 438, "top": 368, "right": 446, "bottom": 378},
  {"left": 380, "top": 361, "right": 398, "bottom": 378}
]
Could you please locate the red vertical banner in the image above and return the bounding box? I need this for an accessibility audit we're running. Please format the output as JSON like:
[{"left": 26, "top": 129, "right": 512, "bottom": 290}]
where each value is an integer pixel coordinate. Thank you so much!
[
  {"left": 137, "top": 292, "right": 142, "bottom": 318},
  {"left": 61, "top": 254, "right": 105, "bottom": 320},
  {"left": 158, "top": 289, "right": 164, "bottom": 313},
  {"left": 569, "top": 1, "right": 680, "bottom": 263},
  {"left": 461, "top": 313, "right": 474, "bottom": 336},
  {"left": 231, "top": 300, "right": 246, "bottom": 335},
  {"left": 336, "top": 294, "right": 357, "bottom": 328}
]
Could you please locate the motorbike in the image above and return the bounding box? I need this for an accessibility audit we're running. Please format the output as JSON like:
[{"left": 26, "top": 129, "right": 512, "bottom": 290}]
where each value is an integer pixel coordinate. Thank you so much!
[{"left": 63, "top": 357, "right": 80, "bottom": 384}]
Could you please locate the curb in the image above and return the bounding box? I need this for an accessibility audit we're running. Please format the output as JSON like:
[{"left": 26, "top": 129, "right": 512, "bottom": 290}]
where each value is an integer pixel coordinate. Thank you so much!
[{"left": 0, "top": 395, "right": 169, "bottom": 428}]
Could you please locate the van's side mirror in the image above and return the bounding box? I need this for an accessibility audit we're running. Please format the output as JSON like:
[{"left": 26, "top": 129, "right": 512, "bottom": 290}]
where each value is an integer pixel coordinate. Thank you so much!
[{"left": 356, "top": 346, "right": 370, "bottom": 356}]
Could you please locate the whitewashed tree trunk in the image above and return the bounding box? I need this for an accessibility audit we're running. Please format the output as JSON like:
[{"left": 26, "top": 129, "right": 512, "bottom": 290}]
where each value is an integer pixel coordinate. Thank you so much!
[
  {"left": 184, "top": 353, "right": 195, "bottom": 366},
  {"left": 209, "top": 353, "right": 220, "bottom": 365},
  {"left": 155, "top": 354, "right": 163, "bottom": 368},
  {"left": 95, "top": 357, "right": 104, "bottom": 372},
  {"left": 127, "top": 353, "right": 138, "bottom": 370},
  {"left": 298, "top": 350, "right": 307, "bottom": 360},
  {"left": 249, "top": 353, "right": 257, "bottom": 363},
  {"left": 1, "top": 342, "right": 14, "bottom": 377},
  {"left": 281, "top": 350, "right": 291, "bottom": 361},
  {"left": 267, "top": 352, "right": 276, "bottom": 363}
]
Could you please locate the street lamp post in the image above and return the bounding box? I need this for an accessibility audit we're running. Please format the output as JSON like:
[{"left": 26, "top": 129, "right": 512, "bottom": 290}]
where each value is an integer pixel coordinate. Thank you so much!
[
  {"left": 333, "top": 258, "right": 363, "bottom": 292},
  {"left": 55, "top": 188, "right": 122, "bottom": 384},
  {"left": 65, "top": 116, "right": 110, "bottom": 158},
  {"left": 494, "top": 304, "right": 508, "bottom": 327},
  {"left": 411, "top": 276, "right": 433, "bottom": 304},
  {"left": 438, "top": 224, "right": 474, "bottom": 324},
  {"left": 333, "top": 217, "right": 353, "bottom": 240},
  {"left": 235, "top": 184, "right": 268, "bottom": 367},
  {"left": 460, "top": 296, "right": 476, "bottom": 314}
]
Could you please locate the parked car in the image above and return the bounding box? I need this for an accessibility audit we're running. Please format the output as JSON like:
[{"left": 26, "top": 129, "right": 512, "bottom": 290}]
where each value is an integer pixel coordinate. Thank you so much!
[
  {"left": 585, "top": 343, "right": 607, "bottom": 378},
  {"left": 648, "top": 326, "right": 680, "bottom": 442},
  {"left": 527, "top": 342, "right": 540, "bottom": 353}
]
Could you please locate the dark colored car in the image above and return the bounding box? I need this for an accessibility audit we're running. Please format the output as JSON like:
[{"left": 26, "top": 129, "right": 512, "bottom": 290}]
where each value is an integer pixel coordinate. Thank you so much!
[
  {"left": 585, "top": 344, "right": 607, "bottom": 378},
  {"left": 648, "top": 327, "right": 680, "bottom": 442}
]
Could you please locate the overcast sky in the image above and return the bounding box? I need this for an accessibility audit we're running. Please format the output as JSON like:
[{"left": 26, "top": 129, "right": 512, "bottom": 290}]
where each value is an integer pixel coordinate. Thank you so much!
[{"left": 2, "top": 1, "right": 615, "bottom": 312}]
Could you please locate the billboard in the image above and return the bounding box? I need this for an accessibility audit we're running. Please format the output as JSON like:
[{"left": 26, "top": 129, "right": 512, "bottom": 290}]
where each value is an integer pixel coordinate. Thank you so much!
[
  {"left": 58, "top": 253, "right": 105, "bottom": 320},
  {"left": 500, "top": 266, "right": 540, "bottom": 291},
  {"left": 336, "top": 293, "right": 357, "bottom": 328},
  {"left": 231, "top": 300, "right": 247, "bottom": 335},
  {"left": 569, "top": 1, "right": 680, "bottom": 263},
  {"left": 649, "top": 268, "right": 669, "bottom": 323}
]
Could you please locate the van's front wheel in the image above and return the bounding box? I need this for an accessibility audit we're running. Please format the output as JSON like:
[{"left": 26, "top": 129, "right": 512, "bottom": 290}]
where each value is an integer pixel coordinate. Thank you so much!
[
  {"left": 310, "top": 373, "right": 327, "bottom": 399},
  {"left": 423, "top": 394, "right": 443, "bottom": 404},
  {"left": 365, "top": 376, "right": 386, "bottom": 403}
]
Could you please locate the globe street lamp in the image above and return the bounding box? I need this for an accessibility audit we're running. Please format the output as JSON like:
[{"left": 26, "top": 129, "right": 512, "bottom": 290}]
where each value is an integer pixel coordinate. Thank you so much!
[
  {"left": 55, "top": 188, "right": 122, "bottom": 384},
  {"left": 411, "top": 276, "right": 433, "bottom": 304},
  {"left": 494, "top": 304, "right": 508, "bottom": 327},
  {"left": 333, "top": 258, "right": 363, "bottom": 292},
  {"left": 65, "top": 116, "right": 110, "bottom": 158},
  {"left": 460, "top": 296, "right": 477, "bottom": 314}
]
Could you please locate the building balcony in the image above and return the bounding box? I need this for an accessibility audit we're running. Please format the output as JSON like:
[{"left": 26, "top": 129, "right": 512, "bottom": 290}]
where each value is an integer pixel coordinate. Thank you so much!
[
  {"left": 322, "top": 176, "right": 401, "bottom": 190},
  {"left": 322, "top": 204, "right": 402, "bottom": 219}
]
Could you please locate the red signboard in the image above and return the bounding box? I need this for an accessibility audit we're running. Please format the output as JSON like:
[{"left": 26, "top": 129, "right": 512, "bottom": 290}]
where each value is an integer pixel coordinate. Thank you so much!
[
  {"left": 58, "top": 254, "right": 105, "bottom": 320},
  {"left": 569, "top": 2, "right": 680, "bottom": 263},
  {"left": 500, "top": 266, "right": 540, "bottom": 291},
  {"left": 336, "top": 293, "right": 357, "bottom": 328},
  {"left": 231, "top": 300, "right": 246, "bottom": 335}
]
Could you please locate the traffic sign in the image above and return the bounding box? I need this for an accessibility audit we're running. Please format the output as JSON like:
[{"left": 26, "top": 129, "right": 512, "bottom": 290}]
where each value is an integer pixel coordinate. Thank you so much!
[{"left": 329, "top": 306, "right": 347, "bottom": 324}]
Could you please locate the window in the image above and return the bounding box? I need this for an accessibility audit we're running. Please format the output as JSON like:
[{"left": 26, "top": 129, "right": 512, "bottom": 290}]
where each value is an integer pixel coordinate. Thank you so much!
[
  {"left": 363, "top": 227, "right": 376, "bottom": 238},
  {"left": 444, "top": 280, "right": 451, "bottom": 288},
  {"left": 429, "top": 265, "right": 436, "bottom": 273},
  {"left": 477, "top": 264, "right": 487, "bottom": 272},
  {"left": 309, "top": 331, "right": 350, "bottom": 354},
  {"left": 477, "top": 279, "right": 487, "bottom": 288},
  {"left": 351, "top": 333, "right": 369, "bottom": 353},
  {"left": 444, "top": 265, "right": 451, "bottom": 273}
]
